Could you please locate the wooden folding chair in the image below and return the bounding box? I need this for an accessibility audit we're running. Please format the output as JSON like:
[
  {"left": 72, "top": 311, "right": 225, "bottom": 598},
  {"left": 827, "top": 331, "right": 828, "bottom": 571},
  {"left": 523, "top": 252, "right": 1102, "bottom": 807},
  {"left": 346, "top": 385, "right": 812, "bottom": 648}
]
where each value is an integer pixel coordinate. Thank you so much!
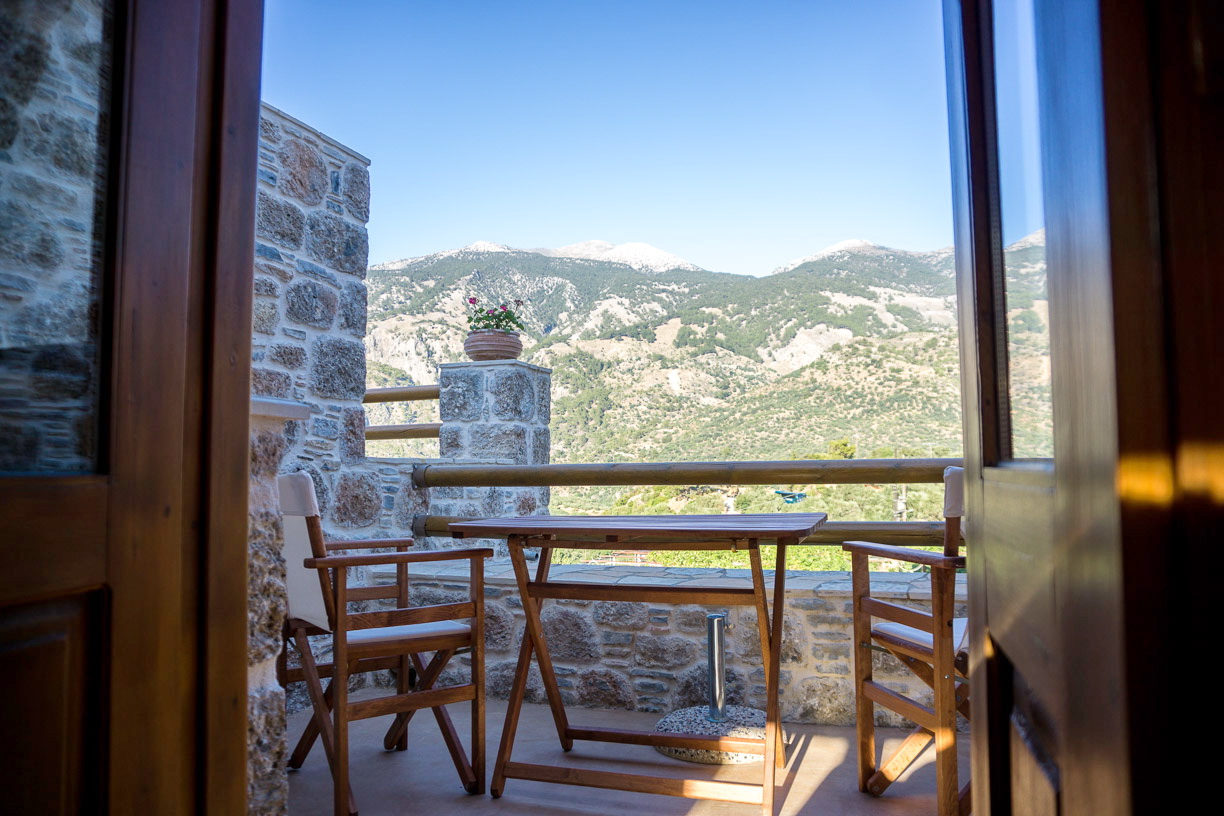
[
  {"left": 277, "top": 472, "right": 492, "bottom": 816},
  {"left": 843, "top": 465, "right": 970, "bottom": 816}
]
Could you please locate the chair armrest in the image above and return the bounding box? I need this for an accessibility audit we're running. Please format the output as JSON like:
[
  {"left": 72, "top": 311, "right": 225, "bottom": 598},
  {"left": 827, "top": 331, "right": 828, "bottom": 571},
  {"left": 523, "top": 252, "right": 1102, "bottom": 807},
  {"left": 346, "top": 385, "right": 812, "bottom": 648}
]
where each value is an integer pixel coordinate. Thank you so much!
[
  {"left": 305, "top": 548, "right": 494, "bottom": 569},
  {"left": 324, "top": 537, "right": 415, "bottom": 551},
  {"left": 841, "top": 540, "right": 965, "bottom": 569}
]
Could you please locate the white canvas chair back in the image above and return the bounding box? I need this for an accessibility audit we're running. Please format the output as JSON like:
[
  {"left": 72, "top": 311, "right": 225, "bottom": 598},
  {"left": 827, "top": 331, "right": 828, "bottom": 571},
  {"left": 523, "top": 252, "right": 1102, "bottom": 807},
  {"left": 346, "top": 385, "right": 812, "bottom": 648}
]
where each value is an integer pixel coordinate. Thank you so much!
[
  {"left": 943, "top": 465, "right": 965, "bottom": 520},
  {"left": 943, "top": 465, "right": 967, "bottom": 652},
  {"left": 278, "top": 472, "right": 331, "bottom": 632}
]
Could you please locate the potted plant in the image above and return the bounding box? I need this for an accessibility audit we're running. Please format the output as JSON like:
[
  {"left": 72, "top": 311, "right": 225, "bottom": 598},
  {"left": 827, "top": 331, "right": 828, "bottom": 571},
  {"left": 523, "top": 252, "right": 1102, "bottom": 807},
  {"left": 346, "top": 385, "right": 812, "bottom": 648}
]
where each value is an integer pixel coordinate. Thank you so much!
[{"left": 464, "top": 297, "right": 527, "bottom": 360}]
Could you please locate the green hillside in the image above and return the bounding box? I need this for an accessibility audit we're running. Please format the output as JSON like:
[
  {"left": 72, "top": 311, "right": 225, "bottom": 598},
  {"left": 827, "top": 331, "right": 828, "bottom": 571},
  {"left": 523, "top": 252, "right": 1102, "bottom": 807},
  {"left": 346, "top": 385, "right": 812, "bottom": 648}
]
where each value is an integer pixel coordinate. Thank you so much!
[{"left": 363, "top": 238, "right": 1052, "bottom": 548}]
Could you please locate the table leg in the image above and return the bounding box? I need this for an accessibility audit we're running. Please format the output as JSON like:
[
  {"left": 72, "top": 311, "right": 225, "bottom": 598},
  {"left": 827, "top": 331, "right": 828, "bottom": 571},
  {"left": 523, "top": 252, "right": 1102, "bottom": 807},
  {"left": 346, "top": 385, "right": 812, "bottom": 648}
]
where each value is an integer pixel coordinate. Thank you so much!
[
  {"left": 748, "top": 541, "right": 776, "bottom": 816},
  {"left": 771, "top": 540, "right": 792, "bottom": 769},
  {"left": 491, "top": 541, "right": 554, "bottom": 797},
  {"left": 509, "top": 536, "right": 573, "bottom": 752}
]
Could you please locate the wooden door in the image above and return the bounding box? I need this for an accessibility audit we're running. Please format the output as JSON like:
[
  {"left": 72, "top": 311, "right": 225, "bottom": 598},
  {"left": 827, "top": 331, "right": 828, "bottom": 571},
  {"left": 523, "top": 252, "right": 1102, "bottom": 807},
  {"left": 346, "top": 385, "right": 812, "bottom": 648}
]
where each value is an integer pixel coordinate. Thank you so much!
[
  {"left": 945, "top": 0, "right": 1222, "bottom": 813},
  {"left": 0, "top": 0, "right": 261, "bottom": 812}
]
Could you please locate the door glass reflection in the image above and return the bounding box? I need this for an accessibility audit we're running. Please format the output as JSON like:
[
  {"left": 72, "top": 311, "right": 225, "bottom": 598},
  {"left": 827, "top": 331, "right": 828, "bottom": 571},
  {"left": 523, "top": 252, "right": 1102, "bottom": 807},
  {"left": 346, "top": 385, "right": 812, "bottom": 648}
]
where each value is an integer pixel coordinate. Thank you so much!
[
  {"left": 994, "top": 0, "right": 1053, "bottom": 458},
  {"left": 0, "top": 0, "right": 113, "bottom": 474}
]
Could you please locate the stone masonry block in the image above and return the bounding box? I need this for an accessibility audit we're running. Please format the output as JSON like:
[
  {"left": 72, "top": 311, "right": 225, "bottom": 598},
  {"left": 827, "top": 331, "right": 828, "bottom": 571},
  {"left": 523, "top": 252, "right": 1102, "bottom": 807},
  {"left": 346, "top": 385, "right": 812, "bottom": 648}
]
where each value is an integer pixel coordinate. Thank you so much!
[
  {"left": 541, "top": 606, "right": 599, "bottom": 662},
  {"left": 483, "top": 602, "right": 514, "bottom": 652},
  {"left": 339, "top": 407, "right": 365, "bottom": 464},
  {"left": 255, "top": 190, "right": 304, "bottom": 249},
  {"left": 491, "top": 369, "right": 535, "bottom": 421},
  {"left": 593, "top": 601, "right": 649, "bottom": 630},
  {"left": 392, "top": 479, "right": 430, "bottom": 528},
  {"left": 285, "top": 280, "right": 339, "bottom": 329},
  {"left": 468, "top": 424, "right": 527, "bottom": 464},
  {"left": 530, "top": 428, "right": 550, "bottom": 465},
  {"left": 268, "top": 343, "right": 306, "bottom": 369},
  {"left": 251, "top": 368, "right": 292, "bottom": 398},
  {"left": 634, "top": 634, "right": 699, "bottom": 669},
  {"left": 439, "top": 425, "right": 464, "bottom": 457},
  {"left": 488, "top": 660, "right": 544, "bottom": 704},
  {"left": 534, "top": 372, "right": 551, "bottom": 424},
  {"left": 577, "top": 668, "right": 634, "bottom": 710},
  {"left": 253, "top": 301, "right": 279, "bottom": 335},
  {"left": 279, "top": 139, "right": 327, "bottom": 205},
  {"left": 310, "top": 336, "right": 365, "bottom": 399},
  {"left": 250, "top": 428, "right": 288, "bottom": 481},
  {"left": 342, "top": 163, "right": 370, "bottom": 222},
  {"left": 247, "top": 509, "right": 286, "bottom": 664},
  {"left": 796, "top": 676, "right": 855, "bottom": 726},
  {"left": 439, "top": 369, "right": 484, "bottom": 422},
  {"left": 673, "top": 664, "right": 747, "bottom": 708},
  {"left": 330, "top": 471, "right": 380, "bottom": 528},
  {"left": 339, "top": 282, "right": 367, "bottom": 337},
  {"left": 305, "top": 211, "right": 368, "bottom": 277},
  {"left": 247, "top": 684, "right": 288, "bottom": 815}
]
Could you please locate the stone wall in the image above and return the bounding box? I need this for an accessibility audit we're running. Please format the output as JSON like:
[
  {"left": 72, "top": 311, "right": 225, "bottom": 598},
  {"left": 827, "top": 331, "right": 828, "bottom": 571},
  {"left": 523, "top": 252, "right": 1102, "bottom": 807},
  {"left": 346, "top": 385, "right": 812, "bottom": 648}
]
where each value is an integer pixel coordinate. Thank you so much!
[
  {"left": 381, "top": 562, "right": 967, "bottom": 728},
  {"left": 251, "top": 103, "right": 427, "bottom": 541},
  {"left": 0, "top": 0, "right": 109, "bottom": 472}
]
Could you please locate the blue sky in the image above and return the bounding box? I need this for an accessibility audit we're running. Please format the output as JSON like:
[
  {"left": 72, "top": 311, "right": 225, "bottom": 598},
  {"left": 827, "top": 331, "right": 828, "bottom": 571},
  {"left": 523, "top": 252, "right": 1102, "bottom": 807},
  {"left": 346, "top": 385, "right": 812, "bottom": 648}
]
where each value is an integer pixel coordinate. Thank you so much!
[{"left": 261, "top": 0, "right": 956, "bottom": 276}]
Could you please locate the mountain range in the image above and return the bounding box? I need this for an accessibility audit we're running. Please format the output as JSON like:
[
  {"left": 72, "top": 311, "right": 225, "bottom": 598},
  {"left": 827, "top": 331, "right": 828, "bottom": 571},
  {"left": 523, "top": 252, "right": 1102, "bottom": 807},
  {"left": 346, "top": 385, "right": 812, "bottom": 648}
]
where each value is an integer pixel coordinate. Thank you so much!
[{"left": 362, "top": 235, "right": 1049, "bottom": 519}]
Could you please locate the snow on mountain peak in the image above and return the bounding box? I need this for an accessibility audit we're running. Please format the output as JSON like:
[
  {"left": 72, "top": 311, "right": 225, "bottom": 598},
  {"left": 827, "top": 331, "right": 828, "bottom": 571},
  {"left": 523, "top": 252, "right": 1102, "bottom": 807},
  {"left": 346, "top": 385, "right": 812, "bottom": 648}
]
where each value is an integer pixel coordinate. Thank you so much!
[
  {"left": 542, "top": 240, "right": 703, "bottom": 273},
  {"left": 819, "top": 238, "right": 876, "bottom": 255},
  {"left": 771, "top": 239, "right": 881, "bottom": 275},
  {"left": 460, "top": 240, "right": 513, "bottom": 254}
]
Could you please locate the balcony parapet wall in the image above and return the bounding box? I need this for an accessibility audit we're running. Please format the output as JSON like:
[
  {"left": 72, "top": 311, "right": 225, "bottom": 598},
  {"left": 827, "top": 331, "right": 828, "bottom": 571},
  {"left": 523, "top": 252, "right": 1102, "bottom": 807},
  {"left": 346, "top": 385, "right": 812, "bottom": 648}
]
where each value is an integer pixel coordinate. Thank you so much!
[{"left": 375, "top": 562, "right": 967, "bottom": 729}]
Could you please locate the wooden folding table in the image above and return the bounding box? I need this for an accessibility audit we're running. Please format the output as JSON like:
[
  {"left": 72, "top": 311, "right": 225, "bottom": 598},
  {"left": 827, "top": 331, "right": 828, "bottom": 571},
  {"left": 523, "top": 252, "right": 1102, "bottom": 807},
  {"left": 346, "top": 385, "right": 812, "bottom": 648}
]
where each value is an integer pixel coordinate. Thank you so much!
[{"left": 449, "top": 513, "right": 828, "bottom": 816}]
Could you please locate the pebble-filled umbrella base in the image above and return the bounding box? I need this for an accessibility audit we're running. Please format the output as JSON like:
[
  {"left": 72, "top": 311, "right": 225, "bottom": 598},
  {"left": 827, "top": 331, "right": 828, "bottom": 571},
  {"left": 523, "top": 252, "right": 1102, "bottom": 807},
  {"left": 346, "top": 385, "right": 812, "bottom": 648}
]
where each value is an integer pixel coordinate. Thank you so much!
[{"left": 654, "top": 705, "right": 781, "bottom": 765}]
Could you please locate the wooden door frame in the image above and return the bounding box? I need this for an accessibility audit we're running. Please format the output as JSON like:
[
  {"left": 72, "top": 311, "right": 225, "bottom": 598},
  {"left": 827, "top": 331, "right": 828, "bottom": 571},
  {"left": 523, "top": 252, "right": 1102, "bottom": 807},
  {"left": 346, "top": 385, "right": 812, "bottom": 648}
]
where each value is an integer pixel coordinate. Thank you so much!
[
  {"left": 108, "top": 0, "right": 261, "bottom": 810},
  {"left": 944, "top": 0, "right": 1219, "bottom": 814},
  {"left": 191, "top": 0, "right": 264, "bottom": 811}
]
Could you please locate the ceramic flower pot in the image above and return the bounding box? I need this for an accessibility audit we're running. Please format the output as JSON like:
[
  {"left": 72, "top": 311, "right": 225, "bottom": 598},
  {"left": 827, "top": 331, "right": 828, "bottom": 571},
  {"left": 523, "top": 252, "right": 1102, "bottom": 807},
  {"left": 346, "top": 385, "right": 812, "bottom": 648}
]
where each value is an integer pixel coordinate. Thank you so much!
[{"left": 464, "top": 330, "right": 523, "bottom": 361}]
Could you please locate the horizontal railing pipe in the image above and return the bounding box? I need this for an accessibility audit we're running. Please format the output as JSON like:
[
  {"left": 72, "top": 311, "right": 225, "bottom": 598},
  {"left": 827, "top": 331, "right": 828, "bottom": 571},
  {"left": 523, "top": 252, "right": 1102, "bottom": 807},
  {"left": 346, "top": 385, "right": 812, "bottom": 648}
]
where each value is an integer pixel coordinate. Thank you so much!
[
  {"left": 366, "top": 422, "right": 442, "bottom": 441},
  {"left": 413, "top": 516, "right": 950, "bottom": 547},
  {"left": 410, "top": 458, "right": 959, "bottom": 489},
  {"left": 363, "top": 385, "right": 441, "bottom": 403}
]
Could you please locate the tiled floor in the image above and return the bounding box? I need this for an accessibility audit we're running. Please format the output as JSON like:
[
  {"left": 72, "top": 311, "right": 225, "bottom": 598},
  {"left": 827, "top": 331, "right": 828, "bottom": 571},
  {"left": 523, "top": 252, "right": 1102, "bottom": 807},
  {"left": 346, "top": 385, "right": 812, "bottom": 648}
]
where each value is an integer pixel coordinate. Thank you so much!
[{"left": 287, "top": 693, "right": 969, "bottom": 815}]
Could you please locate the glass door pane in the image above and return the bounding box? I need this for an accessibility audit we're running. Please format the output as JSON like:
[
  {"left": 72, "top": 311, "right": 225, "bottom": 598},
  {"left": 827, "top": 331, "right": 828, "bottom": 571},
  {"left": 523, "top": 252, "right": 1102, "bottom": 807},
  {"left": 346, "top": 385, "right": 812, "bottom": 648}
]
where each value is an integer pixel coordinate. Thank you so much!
[
  {"left": 993, "top": 0, "right": 1053, "bottom": 458},
  {"left": 0, "top": 0, "right": 114, "bottom": 473}
]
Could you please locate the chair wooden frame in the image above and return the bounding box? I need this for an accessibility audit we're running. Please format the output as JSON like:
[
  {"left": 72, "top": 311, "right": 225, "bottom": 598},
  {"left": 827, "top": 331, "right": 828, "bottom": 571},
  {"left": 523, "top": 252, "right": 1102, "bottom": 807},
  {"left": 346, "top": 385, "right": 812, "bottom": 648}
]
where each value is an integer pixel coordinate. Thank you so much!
[
  {"left": 279, "top": 508, "right": 492, "bottom": 816},
  {"left": 843, "top": 509, "right": 970, "bottom": 816}
]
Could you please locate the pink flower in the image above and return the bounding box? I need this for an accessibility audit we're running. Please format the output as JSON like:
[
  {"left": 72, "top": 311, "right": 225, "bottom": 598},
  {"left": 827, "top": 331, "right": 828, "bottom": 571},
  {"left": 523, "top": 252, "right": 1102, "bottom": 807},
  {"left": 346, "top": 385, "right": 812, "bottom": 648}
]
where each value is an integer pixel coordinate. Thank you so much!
[
  {"left": 500, "top": 304, "right": 509, "bottom": 311},
  {"left": 468, "top": 297, "right": 477, "bottom": 304},
  {"left": 486, "top": 309, "right": 495, "bottom": 315}
]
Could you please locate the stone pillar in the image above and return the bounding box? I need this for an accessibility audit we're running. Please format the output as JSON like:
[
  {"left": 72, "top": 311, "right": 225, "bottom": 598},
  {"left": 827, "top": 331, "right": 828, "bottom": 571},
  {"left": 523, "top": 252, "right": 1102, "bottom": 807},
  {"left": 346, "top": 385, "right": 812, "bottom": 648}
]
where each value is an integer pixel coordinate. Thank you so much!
[
  {"left": 430, "top": 360, "right": 551, "bottom": 538},
  {"left": 247, "top": 396, "right": 310, "bottom": 816}
]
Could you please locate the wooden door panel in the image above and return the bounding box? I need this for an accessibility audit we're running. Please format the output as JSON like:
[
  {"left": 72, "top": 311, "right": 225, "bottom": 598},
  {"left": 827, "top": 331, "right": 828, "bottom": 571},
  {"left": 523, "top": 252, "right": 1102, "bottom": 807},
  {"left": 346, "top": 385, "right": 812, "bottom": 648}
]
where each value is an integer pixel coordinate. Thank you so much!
[
  {"left": 0, "top": 479, "right": 108, "bottom": 606},
  {"left": 0, "top": 593, "right": 104, "bottom": 815},
  {"left": 982, "top": 473, "right": 1058, "bottom": 709}
]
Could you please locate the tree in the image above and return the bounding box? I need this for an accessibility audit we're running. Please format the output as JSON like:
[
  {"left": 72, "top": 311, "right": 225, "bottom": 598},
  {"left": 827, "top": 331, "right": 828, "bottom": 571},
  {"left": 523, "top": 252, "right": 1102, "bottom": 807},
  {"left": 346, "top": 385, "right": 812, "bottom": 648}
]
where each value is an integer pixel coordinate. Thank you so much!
[{"left": 828, "top": 437, "right": 856, "bottom": 459}]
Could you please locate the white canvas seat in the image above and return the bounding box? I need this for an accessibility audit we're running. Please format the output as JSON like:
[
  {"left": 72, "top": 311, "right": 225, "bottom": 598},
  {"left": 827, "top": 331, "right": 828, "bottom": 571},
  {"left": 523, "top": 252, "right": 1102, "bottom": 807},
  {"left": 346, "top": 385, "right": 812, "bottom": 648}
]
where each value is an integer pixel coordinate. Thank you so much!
[{"left": 873, "top": 618, "right": 969, "bottom": 656}]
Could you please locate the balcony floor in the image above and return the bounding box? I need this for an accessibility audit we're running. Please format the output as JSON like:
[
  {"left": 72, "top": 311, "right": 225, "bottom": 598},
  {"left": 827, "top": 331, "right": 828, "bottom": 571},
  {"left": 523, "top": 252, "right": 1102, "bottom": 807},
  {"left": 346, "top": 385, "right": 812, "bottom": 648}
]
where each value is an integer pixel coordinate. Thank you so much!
[{"left": 287, "top": 691, "right": 969, "bottom": 816}]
